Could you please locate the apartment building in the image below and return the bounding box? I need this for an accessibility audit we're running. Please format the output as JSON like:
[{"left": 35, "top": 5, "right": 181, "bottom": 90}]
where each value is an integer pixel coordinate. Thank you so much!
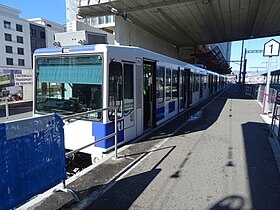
[{"left": 0, "top": 4, "right": 64, "bottom": 101}]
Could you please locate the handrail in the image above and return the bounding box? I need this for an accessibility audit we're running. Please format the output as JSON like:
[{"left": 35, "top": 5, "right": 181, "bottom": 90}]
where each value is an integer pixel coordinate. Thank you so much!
[
  {"left": 55, "top": 106, "right": 119, "bottom": 202},
  {"left": 61, "top": 106, "right": 119, "bottom": 160},
  {"left": 61, "top": 106, "right": 118, "bottom": 120}
]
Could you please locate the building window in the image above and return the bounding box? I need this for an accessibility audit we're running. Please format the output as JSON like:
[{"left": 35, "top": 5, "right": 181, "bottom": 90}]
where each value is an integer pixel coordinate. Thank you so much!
[
  {"left": 5, "top": 46, "right": 13, "bottom": 54},
  {"left": 17, "top": 36, "right": 24, "bottom": 43},
  {"left": 47, "top": 24, "right": 52, "bottom": 27},
  {"left": 40, "top": 31, "right": 45, "bottom": 39},
  {"left": 5, "top": 33, "right": 12, "bottom": 41},
  {"left": 16, "top": 24, "right": 23, "bottom": 32},
  {"left": 4, "top": 21, "right": 11, "bottom": 29},
  {"left": 106, "top": 15, "right": 114, "bottom": 23},
  {"left": 18, "top": 59, "right": 25, "bottom": 66},
  {"left": 99, "top": 16, "right": 105, "bottom": 24},
  {"left": 30, "top": 29, "right": 36, "bottom": 37},
  {"left": 6, "top": 58, "right": 13, "bottom": 65},
  {"left": 17, "top": 47, "right": 24, "bottom": 55}
]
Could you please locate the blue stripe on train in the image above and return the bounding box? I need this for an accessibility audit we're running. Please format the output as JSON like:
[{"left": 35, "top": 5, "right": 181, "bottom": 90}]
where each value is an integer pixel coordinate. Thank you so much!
[
  {"left": 92, "top": 120, "right": 124, "bottom": 149},
  {"left": 169, "top": 101, "right": 175, "bottom": 113},
  {"left": 69, "top": 45, "right": 96, "bottom": 52},
  {"left": 157, "top": 106, "right": 165, "bottom": 121},
  {"left": 34, "top": 47, "right": 62, "bottom": 54}
]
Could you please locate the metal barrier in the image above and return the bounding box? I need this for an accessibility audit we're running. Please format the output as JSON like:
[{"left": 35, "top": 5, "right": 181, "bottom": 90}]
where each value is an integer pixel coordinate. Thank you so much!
[
  {"left": 0, "top": 114, "right": 65, "bottom": 210},
  {"left": 257, "top": 85, "right": 277, "bottom": 113},
  {"left": 0, "top": 106, "right": 119, "bottom": 209},
  {"left": 54, "top": 106, "right": 119, "bottom": 201}
]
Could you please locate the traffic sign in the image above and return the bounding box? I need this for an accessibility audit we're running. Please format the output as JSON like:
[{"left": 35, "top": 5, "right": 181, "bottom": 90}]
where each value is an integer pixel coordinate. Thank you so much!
[{"left": 263, "top": 39, "right": 280, "bottom": 57}]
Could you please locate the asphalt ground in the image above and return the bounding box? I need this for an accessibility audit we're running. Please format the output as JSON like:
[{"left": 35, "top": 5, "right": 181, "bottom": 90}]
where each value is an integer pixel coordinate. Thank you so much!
[
  {"left": 20, "top": 84, "right": 280, "bottom": 210},
  {"left": 0, "top": 100, "right": 32, "bottom": 122}
]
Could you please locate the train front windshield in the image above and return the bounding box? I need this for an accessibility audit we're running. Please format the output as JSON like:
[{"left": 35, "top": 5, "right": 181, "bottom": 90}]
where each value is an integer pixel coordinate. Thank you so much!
[{"left": 35, "top": 55, "right": 103, "bottom": 119}]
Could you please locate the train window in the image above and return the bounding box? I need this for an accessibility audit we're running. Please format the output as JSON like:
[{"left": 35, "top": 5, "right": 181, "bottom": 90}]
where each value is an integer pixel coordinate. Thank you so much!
[
  {"left": 193, "top": 73, "right": 196, "bottom": 92},
  {"left": 166, "top": 68, "right": 171, "bottom": 101},
  {"left": 109, "top": 61, "right": 123, "bottom": 120},
  {"left": 195, "top": 73, "right": 199, "bottom": 92},
  {"left": 203, "top": 74, "right": 207, "bottom": 89},
  {"left": 35, "top": 55, "right": 103, "bottom": 120},
  {"left": 200, "top": 74, "right": 203, "bottom": 90},
  {"left": 194, "top": 73, "right": 197, "bottom": 92},
  {"left": 180, "top": 70, "right": 184, "bottom": 99},
  {"left": 190, "top": 72, "right": 194, "bottom": 91},
  {"left": 124, "top": 63, "right": 134, "bottom": 116},
  {"left": 172, "top": 70, "right": 178, "bottom": 98},
  {"left": 157, "top": 67, "right": 165, "bottom": 103}
]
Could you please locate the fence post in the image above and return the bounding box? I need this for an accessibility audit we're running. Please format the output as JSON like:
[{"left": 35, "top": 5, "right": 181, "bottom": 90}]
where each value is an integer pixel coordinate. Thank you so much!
[
  {"left": 114, "top": 108, "right": 118, "bottom": 159},
  {"left": 5, "top": 97, "right": 9, "bottom": 120}
]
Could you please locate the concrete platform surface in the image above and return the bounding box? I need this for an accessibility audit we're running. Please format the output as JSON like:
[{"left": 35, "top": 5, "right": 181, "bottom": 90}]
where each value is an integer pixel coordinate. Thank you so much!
[{"left": 18, "top": 85, "right": 280, "bottom": 210}]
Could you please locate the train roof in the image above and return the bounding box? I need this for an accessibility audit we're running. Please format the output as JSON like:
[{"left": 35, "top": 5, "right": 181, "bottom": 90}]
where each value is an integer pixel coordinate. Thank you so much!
[{"left": 34, "top": 44, "right": 223, "bottom": 76}]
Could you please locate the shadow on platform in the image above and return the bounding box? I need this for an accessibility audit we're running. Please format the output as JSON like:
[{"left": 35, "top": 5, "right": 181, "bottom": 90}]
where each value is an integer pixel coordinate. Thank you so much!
[{"left": 242, "top": 122, "right": 280, "bottom": 209}]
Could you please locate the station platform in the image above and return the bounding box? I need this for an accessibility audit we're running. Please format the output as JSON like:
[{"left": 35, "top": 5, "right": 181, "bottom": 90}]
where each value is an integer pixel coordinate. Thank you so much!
[{"left": 19, "top": 84, "right": 280, "bottom": 210}]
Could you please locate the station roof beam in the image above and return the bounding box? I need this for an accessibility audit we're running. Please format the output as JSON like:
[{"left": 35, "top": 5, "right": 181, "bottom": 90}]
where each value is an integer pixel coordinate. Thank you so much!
[{"left": 78, "top": 0, "right": 280, "bottom": 48}]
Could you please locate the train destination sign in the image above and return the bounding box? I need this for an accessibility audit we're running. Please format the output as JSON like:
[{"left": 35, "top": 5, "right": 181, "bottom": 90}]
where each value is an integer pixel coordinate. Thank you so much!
[{"left": 263, "top": 39, "right": 280, "bottom": 57}]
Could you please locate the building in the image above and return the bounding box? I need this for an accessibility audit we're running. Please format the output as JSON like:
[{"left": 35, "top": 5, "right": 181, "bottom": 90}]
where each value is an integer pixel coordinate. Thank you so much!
[
  {"left": 66, "top": 0, "right": 114, "bottom": 34},
  {"left": 0, "top": 4, "right": 64, "bottom": 101}
]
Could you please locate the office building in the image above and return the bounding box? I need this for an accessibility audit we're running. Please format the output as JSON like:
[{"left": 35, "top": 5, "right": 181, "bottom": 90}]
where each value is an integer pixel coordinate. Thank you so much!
[{"left": 0, "top": 4, "right": 64, "bottom": 101}]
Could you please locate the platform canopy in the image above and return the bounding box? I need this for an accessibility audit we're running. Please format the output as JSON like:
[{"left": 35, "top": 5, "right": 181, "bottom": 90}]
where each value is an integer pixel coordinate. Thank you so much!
[{"left": 78, "top": 0, "right": 280, "bottom": 47}]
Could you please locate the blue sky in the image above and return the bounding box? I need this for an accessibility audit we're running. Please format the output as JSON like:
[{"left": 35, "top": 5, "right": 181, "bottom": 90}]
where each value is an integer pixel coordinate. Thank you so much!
[
  {"left": 1, "top": 0, "right": 66, "bottom": 24},
  {"left": 231, "top": 36, "right": 280, "bottom": 76},
  {"left": 1, "top": 1, "right": 280, "bottom": 76}
]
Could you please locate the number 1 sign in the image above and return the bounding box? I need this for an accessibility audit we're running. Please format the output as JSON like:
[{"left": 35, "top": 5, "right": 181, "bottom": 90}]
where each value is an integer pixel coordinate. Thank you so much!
[
  {"left": 263, "top": 39, "right": 280, "bottom": 114},
  {"left": 263, "top": 39, "right": 280, "bottom": 57}
]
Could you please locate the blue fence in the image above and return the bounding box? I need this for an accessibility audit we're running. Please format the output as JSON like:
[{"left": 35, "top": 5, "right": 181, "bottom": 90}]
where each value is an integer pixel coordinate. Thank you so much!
[{"left": 0, "top": 114, "right": 66, "bottom": 210}]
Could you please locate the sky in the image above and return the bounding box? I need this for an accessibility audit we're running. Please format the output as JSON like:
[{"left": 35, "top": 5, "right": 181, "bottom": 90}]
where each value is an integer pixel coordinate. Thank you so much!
[
  {"left": 1, "top": 1, "right": 280, "bottom": 77},
  {"left": 230, "top": 36, "right": 280, "bottom": 77},
  {"left": 1, "top": 0, "right": 66, "bottom": 25}
]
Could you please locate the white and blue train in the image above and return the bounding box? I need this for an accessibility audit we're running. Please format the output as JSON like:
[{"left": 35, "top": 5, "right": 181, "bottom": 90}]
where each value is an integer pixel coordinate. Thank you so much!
[{"left": 33, "top": 44, "right": 226, "bottom": 161}]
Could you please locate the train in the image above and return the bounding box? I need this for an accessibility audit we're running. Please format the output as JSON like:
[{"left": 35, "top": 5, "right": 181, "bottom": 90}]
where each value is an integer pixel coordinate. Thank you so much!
[{"left": 33, "top": 44, "right": 227, "bottom": 162}]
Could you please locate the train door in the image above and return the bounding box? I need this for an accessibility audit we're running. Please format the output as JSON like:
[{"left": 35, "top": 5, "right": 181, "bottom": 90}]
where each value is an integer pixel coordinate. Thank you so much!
[
  {"left": 184, "top": 69, "right": 191, "bottom": 108},
  {"left": 214, "top": 75, "right": 218, "bottom": 92},
  {"left": 179, "top": 68, "right": 184, "bottom": 112},
  {"left": 143, "top": 59, "right": 156, "bottom": 130},
  {"left": 209, "top": 74, "right": 213, "bottom": 95},
  {"left": 123, "top": 62, "right": 137, "bottom": 140},
  {"left": 199, "top": 74, "right": 203, "bottom": 98}
]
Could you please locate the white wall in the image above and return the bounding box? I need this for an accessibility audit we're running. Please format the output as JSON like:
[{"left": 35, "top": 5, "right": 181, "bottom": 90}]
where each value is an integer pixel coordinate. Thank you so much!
[{"left": 115, "top": 16, "right": 178, "bottom": 59}]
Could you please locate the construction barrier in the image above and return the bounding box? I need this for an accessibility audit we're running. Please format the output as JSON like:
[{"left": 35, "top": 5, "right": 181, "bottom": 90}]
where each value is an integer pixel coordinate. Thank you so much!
[{"left": 0, "top": 114, "right": 66, "bottom": 210}]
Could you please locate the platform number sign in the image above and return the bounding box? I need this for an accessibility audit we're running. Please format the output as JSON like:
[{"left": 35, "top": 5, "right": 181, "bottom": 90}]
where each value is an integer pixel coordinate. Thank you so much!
[{"left": 263, "top": 39, "right": 280, "bottom": 57}]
